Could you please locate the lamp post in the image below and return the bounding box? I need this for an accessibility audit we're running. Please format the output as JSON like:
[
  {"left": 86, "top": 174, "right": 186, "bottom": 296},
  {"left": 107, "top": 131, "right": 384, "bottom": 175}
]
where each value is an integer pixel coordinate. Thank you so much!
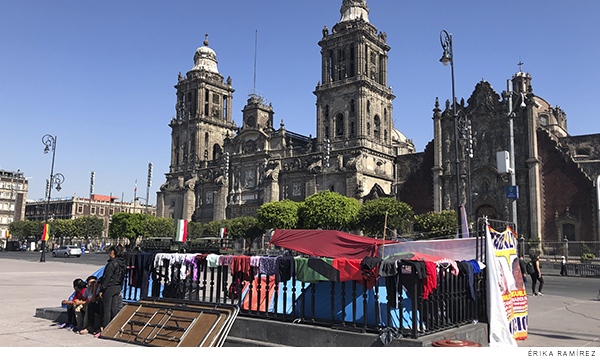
[
  {"left": 439, "top": 30, "right": 463, "bottom": 238},
  {"left": 502, "top": 79, "right": 526, "bottom": 234},
  {"left": 85, "top": 171, "right": 95, "bottom": 250},
  {"left": 41, "top": 134, "right": 65, "bottom": 262}
]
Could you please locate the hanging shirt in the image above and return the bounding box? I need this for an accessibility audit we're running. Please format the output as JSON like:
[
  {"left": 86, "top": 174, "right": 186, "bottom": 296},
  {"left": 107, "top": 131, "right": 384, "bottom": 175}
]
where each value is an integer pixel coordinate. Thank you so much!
[
  {"left": 259, "top": 256, "right": 278, "bottom": 276},
  {"left": 206, "top": 254, "right": 220, "bottom": 268},
  {"left": 332, "top": 258, "right": 377, "bottom": 289},
  {"left": 294, "top": 257, "right": 337, "bottom": 283},
  {"left": 275, "top": 256, "right": 296, "bottom": 283},
  {"left": 231, "top": 255, "right": 253, "bottom": 281},
  {"left": 218, "top": 255, "right": 234, "bottom": 267}
]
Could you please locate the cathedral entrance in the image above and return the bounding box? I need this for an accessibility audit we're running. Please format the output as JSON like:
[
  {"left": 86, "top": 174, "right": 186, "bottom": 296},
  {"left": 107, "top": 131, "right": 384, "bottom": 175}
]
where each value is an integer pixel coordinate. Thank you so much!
[{"left": 476, "top": 204, "right": 498, "bottom": 221}]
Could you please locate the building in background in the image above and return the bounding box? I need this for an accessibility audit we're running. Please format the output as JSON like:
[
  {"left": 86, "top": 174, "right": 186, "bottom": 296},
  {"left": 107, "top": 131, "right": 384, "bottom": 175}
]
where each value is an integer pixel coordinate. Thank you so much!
[
  {"left": 25, "top": 195, "right": 156, "bottom": 238},
  {"left": 157, "top": 0, "right": 415, "bottom": 222},
  {"left": 0, "top": 169, "right": 28, "bottom": 244}
]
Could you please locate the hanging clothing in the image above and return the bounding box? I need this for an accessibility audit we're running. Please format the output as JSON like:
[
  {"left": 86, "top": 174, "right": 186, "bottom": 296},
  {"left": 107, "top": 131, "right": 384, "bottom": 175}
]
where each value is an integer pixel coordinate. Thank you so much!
[
  {"left": 231, "top": 255, "right": 253, "bottom": 281},
  {"left": 332, "top": 258, "right": 377, "bottom": 288},
  {"left": 458, "top": 260, "right": 475, "bottom": 300},
  {"left": 378, "top": 258, "right": 398, "bottom": 277},
  {"left": 259, "top": 256, "right": 278, "bottom": 276},
  {"left": 294, "top": 257, "right": 338, "bottom": 283},
  {"left": 218, "top": 255, "right": 234, "bottom": 267},
  {"left": 250, "top": 256, "right": 261, "bottom": 268},
  {"left": 423, "top": 261, "right": 438, "bottom": 300},
  {"left": 206, "top": 254, "right": 220, "bottom": 268},
  {"left": 275, "top": 256, "right": 296, "bottom": 283},
  {"left": 468, "top": 260, "right": 481, "bottom": 274}
]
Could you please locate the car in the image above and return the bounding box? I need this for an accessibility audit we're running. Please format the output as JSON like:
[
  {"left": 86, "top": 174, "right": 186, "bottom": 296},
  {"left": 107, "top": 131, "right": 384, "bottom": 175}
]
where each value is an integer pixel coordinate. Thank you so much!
[{"left": 52, "top": 245, "right": 82, "bottom": 258}]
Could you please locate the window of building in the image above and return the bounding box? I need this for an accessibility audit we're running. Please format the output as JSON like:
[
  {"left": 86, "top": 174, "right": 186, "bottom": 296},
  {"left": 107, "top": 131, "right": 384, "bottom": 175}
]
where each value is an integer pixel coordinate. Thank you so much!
[
  {"left": 223, "top": 96, "right": 227, "bottom": 120},
  {"left": 78, "top": 206, "right": 83, "bottom": 214},
  {"left": 109, "top": 209, "right": 114, "bottom": 215},
  {"left": 325, "top": 126, "right": 330, "bottom": 139},
  {"left": 350, "top": 99, "right": 355, "bottom": 116},
  {"left": 374, "top": 116, "right": 380, "bottom": 140},
  {"left": 204, "top": 90, "right": 210, "bottom": 116},
  {"left": 324, "top": 105, "right": 329, "bottom": 120},
  {"left": 576, "top": 148, "right": 591, "bottom": 156},
  {"left": 349, "top": 46, "right": 355, "bottom": 77},
  {"left": 91, "top": 207, "right": 96, "bottom": 215},
  {"left": 384, "top": 129, "right": 388, "bottom": 142},
  {"left": 367, "top": 123, "right": 370, "bottom": 136},
  {"left": 100, "top": 207, "right": 105, "bottom": 215},
  {"left": 335, "top": 113, "right": 344, "bottom": 137},
  {"left": 205, "top": 132, "right": 209, "bottom": 147},
  {"left": 367, "top": 101, "right": 370, "bottom": 114},
  {"left": 350, "top": 122, "right": 355, "bottom": 138}
]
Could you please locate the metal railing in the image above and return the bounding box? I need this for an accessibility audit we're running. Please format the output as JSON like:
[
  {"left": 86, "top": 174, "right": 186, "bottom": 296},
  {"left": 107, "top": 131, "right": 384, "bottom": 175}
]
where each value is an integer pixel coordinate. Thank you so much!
[{"left": 121, "top": 253, "right": 487, "bottom": 339}]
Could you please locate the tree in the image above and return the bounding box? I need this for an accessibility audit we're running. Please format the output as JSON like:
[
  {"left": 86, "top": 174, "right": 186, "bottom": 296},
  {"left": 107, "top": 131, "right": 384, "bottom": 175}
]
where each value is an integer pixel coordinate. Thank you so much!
[
  {"left": 256, "top": 199, "right": 300, "bottom": 230},
  {"left": 357, "top": 197, "right": 414, "bottom": 238},
  {"left": 108, "top": 212, "right": 144, "bottom": 241},
  {"left": 186, "top": 221, "right": 203, "bottom": 241},
  {"left": 413, "top": 210, "right": 457, "bottom": 239},
  {"left": 229, "top": 216, "right": 264, "bottom": 249},
  {"left": 203, "top": 219, "right": 230, "bottom": 237},
  {"left": 298, "top": 191, "right": 360, "bottom": 231},
  {"left": 73, "top": 216, "right": 105, "bottom": 238},
  {"left": 8, "top": 220, "right": 29, "bottom": 240},
  {"left": 143, "top": 216, "right": 175, "bottom": 238}
]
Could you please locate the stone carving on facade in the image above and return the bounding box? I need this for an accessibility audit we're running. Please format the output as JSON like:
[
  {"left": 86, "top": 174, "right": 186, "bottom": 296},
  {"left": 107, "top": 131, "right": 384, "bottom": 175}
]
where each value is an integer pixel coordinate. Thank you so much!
[
  {"left": 243, "top": 140, "right": 256, "bottom": 154},
  {"left": 466, "top": 81, "right": 502, "bottom": 115},
  {"left": 322, "top": 25, "right": 329, "bottom": 38}
]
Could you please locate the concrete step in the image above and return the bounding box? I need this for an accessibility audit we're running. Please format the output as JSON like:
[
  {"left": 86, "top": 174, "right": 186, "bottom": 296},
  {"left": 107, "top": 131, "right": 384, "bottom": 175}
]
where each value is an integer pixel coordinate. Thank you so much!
[{"left": 223, "top": 336, "right": 290, "bottom": 347}]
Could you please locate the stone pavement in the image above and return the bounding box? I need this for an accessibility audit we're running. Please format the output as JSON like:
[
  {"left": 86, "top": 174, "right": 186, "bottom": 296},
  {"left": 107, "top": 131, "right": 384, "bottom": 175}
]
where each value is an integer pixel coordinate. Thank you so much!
[
  {"left": 1, "top": 257, "right": 599, "bottom": 349},
  {"left": 0, "top": 258, "right": 135, "bottom": 347}
]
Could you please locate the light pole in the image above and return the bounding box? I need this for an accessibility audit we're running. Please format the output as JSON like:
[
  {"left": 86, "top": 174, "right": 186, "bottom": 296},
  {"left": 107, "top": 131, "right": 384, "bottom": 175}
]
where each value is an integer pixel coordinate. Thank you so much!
[
  {"left": 439, "top": 30, "right": 463, "bottom": 238},
  {"left": 503, "top": 79, "right": 526, "bottom": 234},
  {"left": 85, "top": 171, "right": 95, "bottom": 250},
  {"left": 41, "top": 134, "right": 65, "bottom": 262}
]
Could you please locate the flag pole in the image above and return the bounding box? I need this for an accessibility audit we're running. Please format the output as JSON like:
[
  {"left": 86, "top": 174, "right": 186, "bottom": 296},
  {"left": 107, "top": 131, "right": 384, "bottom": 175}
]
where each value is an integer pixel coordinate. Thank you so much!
[{"left": 382, "top": 211, "right": 388, "bottom": 258}]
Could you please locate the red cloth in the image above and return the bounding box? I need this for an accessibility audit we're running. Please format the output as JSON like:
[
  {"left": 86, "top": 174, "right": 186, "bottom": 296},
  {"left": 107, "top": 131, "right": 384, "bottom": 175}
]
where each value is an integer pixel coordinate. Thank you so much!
[
  {"left": 241, "top": 275, "right": 277, "bottom": 312},
  {"left": 269, "top": 229, "right": 397, "bottom": 259},
  {"left": 332, "top": 258, "right": 377, "bottom": 289},
  {"left": 73, "top": 288, "right": 86, "bottom": 301},
  {"left": 231, "top": 255, "right": 253, "bottom": 281},
  {"left": 423, "top": 261, "right": 438, "bottom": 300}
]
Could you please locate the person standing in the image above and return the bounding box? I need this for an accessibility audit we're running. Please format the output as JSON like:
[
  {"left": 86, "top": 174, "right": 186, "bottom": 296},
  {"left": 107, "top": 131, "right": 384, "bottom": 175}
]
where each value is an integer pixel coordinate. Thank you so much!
[
  {"left": 560, "top": 256, "right": 567, "bottom": 276},
  {"left": 518, "top": 255, "right": 528, "bottom": 286},
  {"left": 530, "top": 254, "right": 544, "bottom": 296},
  {"left": 98, "top": 244, "right": 126, "bottom": 335}
]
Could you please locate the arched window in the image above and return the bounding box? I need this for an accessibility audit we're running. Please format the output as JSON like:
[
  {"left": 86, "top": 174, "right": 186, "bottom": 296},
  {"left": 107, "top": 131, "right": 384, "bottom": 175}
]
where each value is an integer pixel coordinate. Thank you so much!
[
  {"left": 205, "top": 132, "right": 209, "bottom": 147},
  {"left": 335, "top": 113, "right": 344, "bottom": 137},
  {"left": 384, "top": 108, "right": 387, "bottom": 124},
  {"left": 367, "top": 101, "right": 370, "bottom": 114},
  {"left": 384, "top": 129, "right": 388, "bottom": 143},
  {"left": 350, "top": 122, "right": 355, "bottom": 138},
  {"left": 374, "top": 115, "right": 380, "bottom": 141},
  {"left": 213, "top": 144, "right": 222, "bottom": 161},
  {"left": 350, "top": 99, "right": 355, "bottom": 116}
]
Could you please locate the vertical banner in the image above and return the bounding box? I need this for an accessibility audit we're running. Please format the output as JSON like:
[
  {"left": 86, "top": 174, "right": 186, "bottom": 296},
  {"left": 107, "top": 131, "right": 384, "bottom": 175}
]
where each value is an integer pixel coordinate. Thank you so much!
[
  {"left": 175, "top": 219, "right": 187, "bottom": 242},
  {"left": 42, "top": 223, "right": 50, "bottom": 241},
  {"left": 488, "top": 226, "right": 528, "bottom": 340},
  {"left": 220, "top": 227, "right": 226, "bottom": 239}
]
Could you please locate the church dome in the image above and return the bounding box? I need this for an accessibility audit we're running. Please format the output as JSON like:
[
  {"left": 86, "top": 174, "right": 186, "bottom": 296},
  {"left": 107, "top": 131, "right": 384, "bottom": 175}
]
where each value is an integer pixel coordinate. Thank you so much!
[
  {"left": 340, "top": 0, "right": 370, "bottom": 23},
  {"left": 391, "top": 126, "right": 407, "bottom": 143},
  {"left": 192, "top": 34, "right": 219, "bottom": 73}
]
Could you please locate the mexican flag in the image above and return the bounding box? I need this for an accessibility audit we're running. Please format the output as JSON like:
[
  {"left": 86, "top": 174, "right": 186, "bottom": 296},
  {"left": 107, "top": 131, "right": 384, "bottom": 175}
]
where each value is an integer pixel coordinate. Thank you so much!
[
  {"left": 42, "top": 223, "right": 50, "bottom": 241},
  {"left": 175, "top": 219, "right": 187, "bottom": 242}
]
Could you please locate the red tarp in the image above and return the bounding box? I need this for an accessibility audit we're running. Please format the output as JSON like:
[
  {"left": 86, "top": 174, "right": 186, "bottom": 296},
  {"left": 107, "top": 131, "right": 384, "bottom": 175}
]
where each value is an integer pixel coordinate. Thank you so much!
[{"left": 269, "top": 229, "right": 397, "bottom": 259}]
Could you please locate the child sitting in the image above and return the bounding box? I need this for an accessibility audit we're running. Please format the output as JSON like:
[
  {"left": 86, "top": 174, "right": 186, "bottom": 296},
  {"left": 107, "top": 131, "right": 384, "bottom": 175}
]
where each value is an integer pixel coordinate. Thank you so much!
[{"left": 59, "top": 278, "right": 87, "bottom": 331}]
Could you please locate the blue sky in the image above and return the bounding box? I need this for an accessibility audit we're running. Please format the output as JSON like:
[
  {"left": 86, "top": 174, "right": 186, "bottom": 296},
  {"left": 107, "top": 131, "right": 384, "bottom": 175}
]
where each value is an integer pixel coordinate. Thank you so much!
[{"left": 1, "top": 0, "right": 599, "bottom": 204}]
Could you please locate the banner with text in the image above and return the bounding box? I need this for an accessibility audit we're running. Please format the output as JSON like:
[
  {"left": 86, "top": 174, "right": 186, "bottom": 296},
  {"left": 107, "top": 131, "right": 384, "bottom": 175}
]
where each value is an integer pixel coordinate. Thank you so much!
[{"left": 489, "top": 226, "right": 528, "bottom": 340}]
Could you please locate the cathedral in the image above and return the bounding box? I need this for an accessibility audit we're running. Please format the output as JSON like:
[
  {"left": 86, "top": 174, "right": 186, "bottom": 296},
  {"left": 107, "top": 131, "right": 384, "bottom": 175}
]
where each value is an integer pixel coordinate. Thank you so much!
[
  {"left": 157, "top": 0, "right": 415, "bottom": 223},
  {"left": 157, "top": 0, "right": 600, "bottom": 253}
]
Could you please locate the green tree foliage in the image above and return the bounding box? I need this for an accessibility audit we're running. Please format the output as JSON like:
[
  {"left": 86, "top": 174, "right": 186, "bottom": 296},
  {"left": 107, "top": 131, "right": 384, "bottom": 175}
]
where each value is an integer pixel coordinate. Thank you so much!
[
  {"left": 357, "top": 198, "right": 414, "bottom": 238},
  {"left": 73, "top": 216, "right": 105, "bottom": 238},
  {"left": 298, "top": 191, "right": 360, "bottom": 231},
  {"left": 229, "top": 216, "right": 264, "bottom": 244},
  {"left": 186, "top": 221, "right": 204, "bottom": 241},
  {"left": 413, "top": 210, "right": 457, "bottom": 239},
  {"left": 108, "top": 212, "right": 145, "bottom": 241},
  {"left": 203, "top": 219, "right": 230, "bottom": 237},
  {"left": 143, "top": 215, "right": 175, "bottom": 238},
  {"left": 9, "top": 220, "right": 43, "bottom": 240},
  {"left": 256, "top": 199, "right": 300, "bottom": 230}
]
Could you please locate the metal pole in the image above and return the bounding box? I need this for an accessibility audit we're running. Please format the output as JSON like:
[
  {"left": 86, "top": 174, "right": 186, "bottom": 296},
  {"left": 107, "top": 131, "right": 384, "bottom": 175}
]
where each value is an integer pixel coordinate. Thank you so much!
[
  {"left": 506, "top": 80, "right": 518, "bottom": 234},
  {"left": 85, "top": 171, "right": 94, "bottom": 250},
  {"left": 42, "top": 136, "right": 57, "bottom": 262}
]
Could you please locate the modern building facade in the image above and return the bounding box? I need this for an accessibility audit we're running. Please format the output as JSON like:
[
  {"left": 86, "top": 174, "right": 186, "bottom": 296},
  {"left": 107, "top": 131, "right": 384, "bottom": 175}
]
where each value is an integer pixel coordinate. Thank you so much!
[
  {"left": 0, "top": 169, "right": 28, "bottom": 240},
  {"left": 25, "top": 195, "right": 157, "bottom": 238},
  {"left": 157, "top": 0, "right": 415, "bottom": 223}
]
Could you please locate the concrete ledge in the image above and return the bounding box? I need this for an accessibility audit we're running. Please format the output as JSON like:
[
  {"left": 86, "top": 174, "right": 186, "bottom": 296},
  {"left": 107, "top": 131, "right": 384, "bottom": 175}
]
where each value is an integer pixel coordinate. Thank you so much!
[
  {"left": 35, "top": 307, "right": 67, "bottom": 323},
  {"left": 35, "top": 307, "right": 488, "bottom": 347}
]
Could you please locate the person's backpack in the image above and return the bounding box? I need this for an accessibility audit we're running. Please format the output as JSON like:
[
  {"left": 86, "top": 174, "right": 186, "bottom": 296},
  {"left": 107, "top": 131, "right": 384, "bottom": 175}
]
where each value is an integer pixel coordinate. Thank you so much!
[{"left": 526, "top": 261, "right": 535, "bottom": 275}]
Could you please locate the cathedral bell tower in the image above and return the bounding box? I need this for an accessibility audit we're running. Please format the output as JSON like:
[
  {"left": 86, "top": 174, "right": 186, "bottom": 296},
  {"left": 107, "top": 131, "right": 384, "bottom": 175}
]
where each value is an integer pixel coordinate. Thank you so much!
[
  {"left": 314, "top": 0, "right": 395, "bottom": 154},
  {"left": 158, "top": 35, "right": 237, "bottom": 221}
]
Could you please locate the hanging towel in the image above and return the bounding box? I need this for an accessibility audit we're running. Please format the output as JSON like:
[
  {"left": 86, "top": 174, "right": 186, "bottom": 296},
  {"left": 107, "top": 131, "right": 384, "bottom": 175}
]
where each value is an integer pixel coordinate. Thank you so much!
[{"left": 259, "top": 256, "right": 278, "bottom": 275}]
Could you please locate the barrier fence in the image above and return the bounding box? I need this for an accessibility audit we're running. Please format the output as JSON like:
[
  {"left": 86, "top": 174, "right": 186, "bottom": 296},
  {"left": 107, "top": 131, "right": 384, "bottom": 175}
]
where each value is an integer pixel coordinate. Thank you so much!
[{"left": 121, "top": 253, "right": 487, "bottom": 339}]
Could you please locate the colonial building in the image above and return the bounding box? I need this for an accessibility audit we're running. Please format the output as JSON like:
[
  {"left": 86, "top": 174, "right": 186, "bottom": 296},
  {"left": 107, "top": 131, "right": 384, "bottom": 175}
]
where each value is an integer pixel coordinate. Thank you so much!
[
  {"left": 25, "top": 195, "right": 157, "bottom": 238},
  {"left": 397, "top": 70, "right": 600, "bottom": 250},
  {"left": 0, "top": 169, "right": 28, "bottom": 240},
  {"left": 157, "top": 0, "right": 415, "bottom": 222}
]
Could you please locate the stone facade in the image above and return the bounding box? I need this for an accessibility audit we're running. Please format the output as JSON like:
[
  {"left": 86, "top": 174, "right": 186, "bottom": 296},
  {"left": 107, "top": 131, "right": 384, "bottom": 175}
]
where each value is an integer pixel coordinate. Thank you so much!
[
  {"left": 157, "top": 0, "right": 415, "bottom": 223},
  {"left": 396, "top": 70, "right": 600, "bottom": 249},
  {"left": 0, "top": 169, "right": 28, "bottom": 240}
]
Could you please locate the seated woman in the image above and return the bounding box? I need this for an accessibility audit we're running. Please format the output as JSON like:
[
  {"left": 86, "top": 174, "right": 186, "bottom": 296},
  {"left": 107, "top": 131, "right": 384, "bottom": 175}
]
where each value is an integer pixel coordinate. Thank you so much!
[
  {"left": 60, "top": 278, "right": 87, "bottom": 331},
  {"left": 78, "top": 276, "right": 101, "bottom": 335}
]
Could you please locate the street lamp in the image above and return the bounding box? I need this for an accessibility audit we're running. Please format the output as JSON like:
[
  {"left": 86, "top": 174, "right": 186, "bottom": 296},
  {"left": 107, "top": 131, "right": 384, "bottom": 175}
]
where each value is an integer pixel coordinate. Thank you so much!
[
  {"left": 502, "top": 79, "right": 526, "bottom": 234},
  {"left": 41, "top": 134, "right": 65, "bottom": 262},
  {"left": 85, "top": 171, "right": 95, "bottom": 250},
  {"left": 439, "top": 30, "right": 463, "bottom": 238}
]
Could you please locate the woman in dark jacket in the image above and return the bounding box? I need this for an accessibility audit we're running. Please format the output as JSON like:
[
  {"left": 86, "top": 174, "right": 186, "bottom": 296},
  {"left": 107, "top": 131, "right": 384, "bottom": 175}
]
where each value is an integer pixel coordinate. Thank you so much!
[{"left": 98, "top": 244, "right": 126, "bottom": 334}]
